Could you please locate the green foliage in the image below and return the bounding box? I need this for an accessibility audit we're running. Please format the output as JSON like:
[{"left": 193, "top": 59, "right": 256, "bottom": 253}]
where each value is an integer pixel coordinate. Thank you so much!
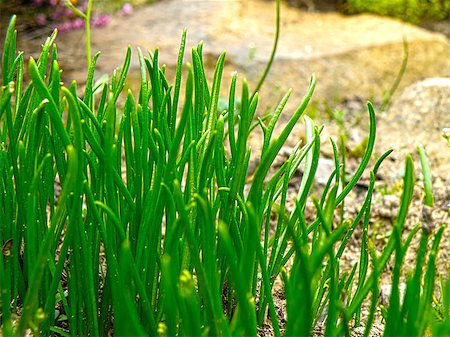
[
  {"left": 346, "top": 0, "right": 450, "bottom": 23},
  {"left": 0, "top": 12, "right": 447, "bottom": 337},
  {"left": 443, "top": 128, "right": 450, "bottom": 147},
  {"left": 286, "top": 0, "right": 450, "bottom": 23}
]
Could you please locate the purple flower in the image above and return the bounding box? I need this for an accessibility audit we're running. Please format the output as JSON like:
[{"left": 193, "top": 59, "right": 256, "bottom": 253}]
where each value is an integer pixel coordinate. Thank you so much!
[
  {"left": 33, "top": 0, "right": 44, "bottom": 6},
  {"left": 35, "top": 13, "right": 47, "bottom": 26},
  {"left": 63, "top": 7, "right": 76, "bottom": 18},
  {"left": 56, "top": 22, "right": 72, "bottom": 33},
  {"left": 71, "top": 18, "right": 85, "bottom": 29},
  {"left": 120, "top": 3, "right": 133, "bottom": 16},
  {"left": 93, "top": 14, "right": 112, "bottom": 27},
  {"left": 49, "top": 0, "right": 59, "bottom": 6}
]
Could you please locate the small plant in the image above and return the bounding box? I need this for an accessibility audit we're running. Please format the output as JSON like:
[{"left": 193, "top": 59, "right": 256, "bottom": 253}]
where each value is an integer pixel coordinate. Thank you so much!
[
  {"left": 0, "top": 6, "right": 447, "bottom": 337},
  {"left": 443, "top": 127, "right": 450, "bottom": 147}
]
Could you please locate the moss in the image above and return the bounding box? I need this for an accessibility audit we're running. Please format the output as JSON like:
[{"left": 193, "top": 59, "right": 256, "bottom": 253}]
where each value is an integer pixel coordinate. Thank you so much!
[
  {"left": 345, "top": 0, "right": 450, "bottom": 23},
  {"left": 285, "top": 0, "right": 450, "bottom": 23}
]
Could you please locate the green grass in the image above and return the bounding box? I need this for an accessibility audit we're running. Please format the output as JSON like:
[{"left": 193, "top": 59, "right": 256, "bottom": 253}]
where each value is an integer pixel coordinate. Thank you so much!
[
  {"left": 1, "top": 7, "right": 448, "bottom": 337},
  {"left": 345, "top": 0, "right": 450, "bottom": 23}
]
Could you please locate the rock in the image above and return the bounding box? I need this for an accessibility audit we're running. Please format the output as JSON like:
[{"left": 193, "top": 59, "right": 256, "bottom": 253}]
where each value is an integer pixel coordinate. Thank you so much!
[
  {"left": 378, "top": 78, "right": 450, "bottom": 183},
  {"left": 380, "top": 282, "right": 407, "bottom": 307},
  {"left": 386, "top": 78, "right": 450, "bottom": 142},
  {"left": 373, "top": 194, "right": 400, "bottom": 219},
  {"left": 13, "top": 0, "right": 450, "bottom": 107},
  {"left": 314, "top": 157, "right": 336, "bottom": 185}
]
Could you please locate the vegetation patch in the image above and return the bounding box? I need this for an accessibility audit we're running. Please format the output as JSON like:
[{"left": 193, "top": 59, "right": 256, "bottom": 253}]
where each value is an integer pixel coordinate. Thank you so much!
[
  {"left": 287, "top": 0, "right": 450, "bottom": 23},
  {"left": 346, "top": 0, "right": 450, "bottom": 23}
]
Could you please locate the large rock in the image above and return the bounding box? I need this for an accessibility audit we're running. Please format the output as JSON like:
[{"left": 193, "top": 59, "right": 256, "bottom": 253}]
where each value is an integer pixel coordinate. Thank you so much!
[
  {"left": 13, "top": 0, "right": 450, "bottom": 106},
  {"left": 378, "top": 78, "right": 450, "bottom": 183},
  {"left": 385, "top": 77, "right": 450, "bottom": 144},
  {"left": 8, "top": 0, "right": 450, "bottom": 169}
]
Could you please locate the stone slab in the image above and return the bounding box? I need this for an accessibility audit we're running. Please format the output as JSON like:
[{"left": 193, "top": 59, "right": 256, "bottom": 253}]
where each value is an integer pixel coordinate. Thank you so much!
[
  {"left": 10, "top": 0, "right": 450, "bottom": 107},
  {"left": 378, "top": 77, "right": 450, "bottom": 183}
]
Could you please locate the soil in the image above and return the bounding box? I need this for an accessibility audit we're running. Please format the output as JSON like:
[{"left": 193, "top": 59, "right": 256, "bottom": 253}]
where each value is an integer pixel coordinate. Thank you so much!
[{"left": 253, "top": 96, "right": 449, "bottom": 336}]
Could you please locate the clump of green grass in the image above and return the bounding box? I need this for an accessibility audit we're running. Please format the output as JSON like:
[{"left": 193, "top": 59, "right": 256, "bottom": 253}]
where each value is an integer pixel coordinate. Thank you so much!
[
  {"left": 0, "top": 10, "right": 447, "bottom": 337},
  {"left": 345, "top": 0, "right": 450, "bottom": 23}
]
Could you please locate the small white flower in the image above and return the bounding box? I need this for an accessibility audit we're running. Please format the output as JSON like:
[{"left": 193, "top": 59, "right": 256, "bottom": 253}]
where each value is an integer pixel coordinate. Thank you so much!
[{"left": 443, "top": 128, "right": 450, "bottom": 147}]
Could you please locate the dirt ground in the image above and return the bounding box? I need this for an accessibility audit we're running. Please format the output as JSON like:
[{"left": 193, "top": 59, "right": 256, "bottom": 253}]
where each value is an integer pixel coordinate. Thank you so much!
[{"left": 254, "top": 97, "right": 450, "bottom": 336}]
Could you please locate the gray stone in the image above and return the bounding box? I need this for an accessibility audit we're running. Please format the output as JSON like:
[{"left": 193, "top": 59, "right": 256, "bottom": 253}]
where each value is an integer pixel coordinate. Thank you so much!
[
  {"left": 382, "top": 77, "right": 450, "bottom": 148},
  {"left": 378, "top": 77, "right": 450, "bottom": 183},
  {"left": 387, "top": 78, "right": 450, "bottom": 139}
]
